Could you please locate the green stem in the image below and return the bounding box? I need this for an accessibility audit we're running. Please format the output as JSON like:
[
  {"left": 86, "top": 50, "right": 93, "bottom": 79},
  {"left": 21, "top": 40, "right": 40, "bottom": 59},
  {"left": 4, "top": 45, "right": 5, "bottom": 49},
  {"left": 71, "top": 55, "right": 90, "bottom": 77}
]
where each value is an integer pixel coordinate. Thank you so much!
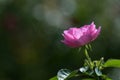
[
  {"left": 84, "top": 49, "right": 91, "bottom": 63},
  {"left": 84, "top": 46, "right": 93, "bottom": 69}
]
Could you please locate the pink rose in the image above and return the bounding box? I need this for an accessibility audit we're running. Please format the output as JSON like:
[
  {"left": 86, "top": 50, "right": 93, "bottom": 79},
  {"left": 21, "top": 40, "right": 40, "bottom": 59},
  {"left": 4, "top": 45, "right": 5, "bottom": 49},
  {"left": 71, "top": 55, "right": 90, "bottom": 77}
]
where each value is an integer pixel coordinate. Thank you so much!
[{"left": 61, "top": 22, "right": 101, "bottom": 48}]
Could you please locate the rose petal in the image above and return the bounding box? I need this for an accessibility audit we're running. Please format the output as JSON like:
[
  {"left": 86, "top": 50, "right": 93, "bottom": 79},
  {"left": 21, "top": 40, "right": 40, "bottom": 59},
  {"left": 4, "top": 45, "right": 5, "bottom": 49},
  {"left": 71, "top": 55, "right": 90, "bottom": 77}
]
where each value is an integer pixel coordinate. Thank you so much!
[{"left": 61, "top": 22, "right": 101, "bottom": 48}]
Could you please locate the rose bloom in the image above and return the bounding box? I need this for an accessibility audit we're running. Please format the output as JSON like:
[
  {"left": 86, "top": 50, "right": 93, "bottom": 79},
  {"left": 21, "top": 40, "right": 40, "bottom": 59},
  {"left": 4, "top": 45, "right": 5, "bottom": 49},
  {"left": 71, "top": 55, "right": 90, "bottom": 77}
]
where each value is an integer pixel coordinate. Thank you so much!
[{"left": 61, "top": 22, "right": 101, "bottom": 48}]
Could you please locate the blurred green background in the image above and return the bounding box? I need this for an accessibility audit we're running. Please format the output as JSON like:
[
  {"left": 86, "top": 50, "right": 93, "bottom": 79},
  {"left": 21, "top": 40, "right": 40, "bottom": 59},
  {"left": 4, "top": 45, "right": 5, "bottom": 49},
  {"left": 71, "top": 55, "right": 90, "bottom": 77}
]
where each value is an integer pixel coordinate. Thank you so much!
[{"left": 0, "top": 0, "right": 120, "bottom": 80}]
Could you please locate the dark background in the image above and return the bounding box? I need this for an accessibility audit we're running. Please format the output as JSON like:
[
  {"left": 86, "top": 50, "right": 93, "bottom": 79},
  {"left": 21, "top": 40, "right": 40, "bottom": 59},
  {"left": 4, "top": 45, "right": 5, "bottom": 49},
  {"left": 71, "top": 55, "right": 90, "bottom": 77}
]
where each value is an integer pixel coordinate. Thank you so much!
[{"left": 0, "top": 0, "right": 120, "bottom": 80}]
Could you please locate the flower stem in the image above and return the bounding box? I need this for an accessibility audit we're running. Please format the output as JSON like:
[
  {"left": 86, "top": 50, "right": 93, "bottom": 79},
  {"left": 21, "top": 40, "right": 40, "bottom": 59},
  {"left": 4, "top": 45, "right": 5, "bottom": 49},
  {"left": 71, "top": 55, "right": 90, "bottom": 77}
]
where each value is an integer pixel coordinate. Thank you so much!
[
  {"left": 85, "top": 48, "right": 91, "bottom": 63},
  {"left": 84, "top": 45, "right": 93, "bottom": 69}
]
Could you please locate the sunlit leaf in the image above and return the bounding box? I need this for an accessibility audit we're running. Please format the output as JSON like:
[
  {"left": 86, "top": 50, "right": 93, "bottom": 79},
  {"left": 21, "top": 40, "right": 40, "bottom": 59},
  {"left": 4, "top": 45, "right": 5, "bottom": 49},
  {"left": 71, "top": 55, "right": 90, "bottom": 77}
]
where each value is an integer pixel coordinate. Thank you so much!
[
  {"left": 104, "top": 59, "right": 120, "bottom": 68},
  {"left": 57, "top": 69, "right": 71, "bottom": 80},
  {"left": 79, "top": 66, "right": 88, "bottom": 73},
  {"left": 95, "top": 67, "right": 102, "bottom": 76}
]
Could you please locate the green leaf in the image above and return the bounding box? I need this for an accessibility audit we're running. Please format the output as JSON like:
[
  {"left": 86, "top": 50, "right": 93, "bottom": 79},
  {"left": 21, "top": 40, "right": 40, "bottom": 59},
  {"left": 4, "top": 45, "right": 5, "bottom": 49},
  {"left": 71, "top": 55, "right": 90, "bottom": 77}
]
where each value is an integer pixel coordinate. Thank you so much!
[
  {"left": 101, "top": 75, "right": 112, "bottom": 80},
  {"left": 105, "top": 78, "right": 112, "bottom": 80},
  {"left": 95, "top": 67, "right": 102, "bottom": 76},
  {"left": 104, "top": 59, "right": 120, "bottom": 68},
  {"left": 82, "top": 78, "right": 95, "bottom": 80},
  {"left": 51, "top": 69, "right": 78, "bottom": 80},
  {"left": 66, "top": 70, "right": 78, "bottom": 79},
  {"left": 79, "top": 66, "right": 88, "bottom": 73},
  {"left": 57, "top": 69, "right": 71, "bottom": 80},
  {"left": 49, "top": 76, "right": 58, "bottom": 80}
]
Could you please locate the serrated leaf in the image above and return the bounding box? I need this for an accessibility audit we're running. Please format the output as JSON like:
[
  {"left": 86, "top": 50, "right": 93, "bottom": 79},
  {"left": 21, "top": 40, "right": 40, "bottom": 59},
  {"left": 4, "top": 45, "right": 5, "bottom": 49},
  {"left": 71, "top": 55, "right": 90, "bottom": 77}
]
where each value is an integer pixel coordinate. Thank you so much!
[
  {"left": 49, "top": 76, "right": 58, "bottom": 80},
  {"left": 104, "top": 59, "right": 120, "bottom": 68}
]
